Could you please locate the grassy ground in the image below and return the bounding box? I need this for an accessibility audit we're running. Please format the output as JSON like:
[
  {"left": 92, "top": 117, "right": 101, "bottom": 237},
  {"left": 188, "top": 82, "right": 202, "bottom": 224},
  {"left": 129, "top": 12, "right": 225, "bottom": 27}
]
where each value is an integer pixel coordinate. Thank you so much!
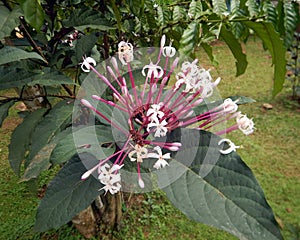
[{"left": 0, "top": 39, "right": 299, "bottom": 239}]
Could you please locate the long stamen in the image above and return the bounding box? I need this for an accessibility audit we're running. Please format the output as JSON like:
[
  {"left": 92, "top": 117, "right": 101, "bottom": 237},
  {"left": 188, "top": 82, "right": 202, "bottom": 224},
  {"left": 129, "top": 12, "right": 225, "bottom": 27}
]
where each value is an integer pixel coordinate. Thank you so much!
[{"left": 81, "top": 99, "right": 129, "bottom": 135}]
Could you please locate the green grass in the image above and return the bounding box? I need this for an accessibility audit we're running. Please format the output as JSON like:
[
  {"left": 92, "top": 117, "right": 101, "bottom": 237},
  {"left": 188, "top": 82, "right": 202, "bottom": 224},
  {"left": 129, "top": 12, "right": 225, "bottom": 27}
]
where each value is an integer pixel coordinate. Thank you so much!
[{"left": 0, "top": 38, "right": 299, "bottom": 239}]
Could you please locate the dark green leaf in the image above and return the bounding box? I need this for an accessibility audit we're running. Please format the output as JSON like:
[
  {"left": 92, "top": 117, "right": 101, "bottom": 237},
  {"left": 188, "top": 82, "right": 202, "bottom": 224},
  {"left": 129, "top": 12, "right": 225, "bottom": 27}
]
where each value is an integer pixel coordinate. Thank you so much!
[
  {"left": 8, "top": 108, "right": 47, "bottom": 176},
  {"left": 28, "top": 100, "right": 73, "bottom": 164},
  {"left": 21, "top": 143, "right": 54, "bottom": 181},
  {"left": 0, "top": 67, "right": 35, "bottom": 89},
  {"left": 19, "top": 0, "right": 45, "bottom": 31},
  {"left": 159, "top": 129, "right": 283, "bottom": 240},
  {"left": 0, "top": 5, "right": 22, "bottom": 39},
  {"left": 34, "top": 153, "right": 102, "bottom": 232},
  {"left": 200, "top": 42, "right": 218, "bottom": 66},
  {"left": 179, "top": 21, "right": 200, "bottom": 57},
  {"left": 0, "top": 46, "right": 45, "bottom": 65},
  {"left": 243, "top": 21, "right": 286, "bottom": 96},
  {"left": 220, "top": 25, "right": 248, "bottom": 76},
  {"left": 50, "top": 125, "right": 115, "bottom": 165},
  {"left": 63, "top": 7, "right": 115, "bottom": 31},
  {"left": 0, "top": 101, "right": 14, "bottom": 127},
  {"left": 28, "top": 68, "right": 77, "bottom": 86},
  {"left": 75, "top": 33, "right": 99, "bottom": 63}
]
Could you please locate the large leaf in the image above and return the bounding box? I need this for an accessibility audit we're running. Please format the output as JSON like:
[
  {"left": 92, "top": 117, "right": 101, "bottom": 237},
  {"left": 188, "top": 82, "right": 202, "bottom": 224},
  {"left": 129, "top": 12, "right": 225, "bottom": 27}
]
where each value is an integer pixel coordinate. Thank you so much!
[
  {"left": 63, "top": 7, "right": 115, "bottom": 31},
  {"left": 0, "top": 46, "right": 45, "bottom": 65},
  {"left": 243, "top": 21, "right": 286, "bottom": 96},
  {"left": 0, "top": 101, "right": 14, "bottom": 127},
  {"left": 28, "top": 68, "right": 77, "bottom": 86},
  {"left": 34, "top": 153, "right": 102, "bottom": 232},
  {"left": 158, "top": 129, "right": 283, "bottom": 240},
  {"left": 27, "top": 100, "right": 73, "bottom": 164},
  {"left": 19, "top": 0, "right": 45, "bottom": 31},
  {"left": 0, "top": 67, "right": 35, "bottom": 89},
  {"left": 8, "top": 108, "right": 47, "bottom": 176},
  {"left": 75, "top": 33, "right": 99, "bottom": 63},
  {"left": 21, "top": 143, "right": 54, "bottom": 181},
  {"left": 220, "top": 25, "right": 248, "bottom": 76},
  {"left": 50, "top": 125, "right": 115, "bottom": 165},
  {"left": 179, "top": 21, "right": 200, "bottom": 57},
  {"left": 0, "top": 5, "right": 22, "bottom": 39}
]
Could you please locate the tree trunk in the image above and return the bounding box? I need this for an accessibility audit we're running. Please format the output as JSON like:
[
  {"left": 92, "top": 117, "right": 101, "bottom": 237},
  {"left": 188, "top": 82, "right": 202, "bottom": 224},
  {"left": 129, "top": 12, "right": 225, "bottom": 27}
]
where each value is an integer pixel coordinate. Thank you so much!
[{"left": 72, "top": 192, "right": 123, "bottom": 238}]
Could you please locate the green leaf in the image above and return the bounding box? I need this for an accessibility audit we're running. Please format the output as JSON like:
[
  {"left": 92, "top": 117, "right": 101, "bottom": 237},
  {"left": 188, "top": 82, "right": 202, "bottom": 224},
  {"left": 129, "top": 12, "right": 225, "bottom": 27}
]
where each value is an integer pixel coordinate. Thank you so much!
[
  {"left": 28, "top": 68, "right": 77, "bottom": 86},
  {"left": 8, "top": 108, "right": 47, "bottom": 176},
  {"left": 34, "top": 153, "right": 102, "bottom": 232},
  {"left": 159, "top": 129, "right": 283, "bottom": 240},
  {"left": 27, "top": 100, "right": 73, "bottom": 164},
  {"left": 212, "top": 0, "right": 227, "bottom": 15},
  {"left": 188, "top": 0, "right": 203, "bottom": 19},
  {"left": 75, "top": 33, "right": 99, "bottom": 63},
  {"left": 63, "top": 7, "right": 115, "bottom": 31},
  {"left": 200, "top": 42, "right": 218, "bottom": 66},
  {"left": 0, "top": 46, "right": 45, "bottom": 65},
  {"left": 0, "top": 5, "right": 22, "bottom": 39},
  {"left": 243, "top": 21, "right": 287, "bottom": 96},
  {"left": 50, "top": 125, "right": 115, "bottom": 165},
  {"left": 0, "top": 101, "right": 14, "bottom": 127},
  {"left": 19, "top": 0, "right": 45, "bottom": 31},
  {"left": 246, "top": 0, "right": 260, "bottom": 17},
  {"left": 179, "top": 21, "right": 200, "bottom": 57},
  {"left": 157, "top": 5, "right": 170, "bottom": 27},
  {"left": 228, "top": 95, "right": 256, "bottom": 104},
  {"left": 283, "top": 2, "right": 299, "bottom": 48},
  {"left": 0, "top": 67, "right": 34, "bottom": 89},
  {"left": 220, "top": 25, "right": 248, "bottom": 76},
  {"left": 21, "top": 143, "right": 54, "bottom": 181}
]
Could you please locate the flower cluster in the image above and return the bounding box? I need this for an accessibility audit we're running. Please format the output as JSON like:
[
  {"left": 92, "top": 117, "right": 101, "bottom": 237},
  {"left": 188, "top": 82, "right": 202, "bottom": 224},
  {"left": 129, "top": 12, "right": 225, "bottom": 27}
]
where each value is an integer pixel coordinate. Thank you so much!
[{"left": 80, "top": 35, "right": 254, "bottom": 194}]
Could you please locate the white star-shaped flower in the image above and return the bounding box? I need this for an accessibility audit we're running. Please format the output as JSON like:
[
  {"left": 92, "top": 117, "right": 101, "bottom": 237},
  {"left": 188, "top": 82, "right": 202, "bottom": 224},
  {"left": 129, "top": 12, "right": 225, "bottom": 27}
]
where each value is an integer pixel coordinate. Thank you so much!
[
  {"left": 98, "top": 163, "right": 123, "bottom": 194},
  {"left": 146, "top": 103, "right": 165, "bottom": 121},
  {"left": 142, "top": 61, "right": 163, "bottom": 78},
  {"left": 147, "top": 146, "right": 170, "bottom": 169},
  {"left": 128, "top": 144, "right": 148, "bottom": 163},
  {"left": 147, "top": 118, "right": 168, "bottom": 137}
]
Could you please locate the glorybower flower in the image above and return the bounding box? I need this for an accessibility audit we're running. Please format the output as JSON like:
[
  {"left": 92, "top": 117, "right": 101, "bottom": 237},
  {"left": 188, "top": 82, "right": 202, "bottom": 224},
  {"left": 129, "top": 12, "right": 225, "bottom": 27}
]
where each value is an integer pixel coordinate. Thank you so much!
[{"left": 79, "top": 35, "right": 254, "bottom": 194}]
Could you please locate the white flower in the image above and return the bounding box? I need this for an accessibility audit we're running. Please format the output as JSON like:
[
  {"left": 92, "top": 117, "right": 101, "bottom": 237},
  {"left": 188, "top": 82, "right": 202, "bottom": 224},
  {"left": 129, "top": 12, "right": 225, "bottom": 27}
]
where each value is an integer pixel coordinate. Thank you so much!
[
  {"left": 80, "top": 57, "right": 96, "bottom": 72},
  {"left": 146, "top": 103, "right": 165, "bottom": 121},
  {"left": 223, "top": 98, "right": 239, "bottom": 113},
  {"left": 147, "top": 146, "right": 170, "bottom": 169},
  {"left": 147, "top": 118, "right": 168, "bottom": 137},
  {"left": 163, "top": 39, "right": 176, "bottom": 58},
  {"left": 128, "top": 144, "right": 148, "bottom": 163},
  {"left": 98, "top": 163, "right": 123, "bottom": 194},
  {"left": 236, "top": 113, "right": 254, "bottom": 135},
  {"left": 175, "top": 72, "right": 195, "bottom": 92},
  {"left": 118, "top": 41, "right": 134, "bottom": 65},
  {"left": 218, "top": 138, "right": 240, "bottom": 154},
  {"left": 142, "top": 61, "right": 164, "bottom": 78}
]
